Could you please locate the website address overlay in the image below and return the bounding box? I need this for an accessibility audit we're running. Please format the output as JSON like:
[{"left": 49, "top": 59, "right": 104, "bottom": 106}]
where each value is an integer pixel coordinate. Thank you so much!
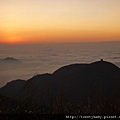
[
  {"left": 0, "top": 114, "right": 119, "bottom": 119},
  {"left": 66, "top": 115, "right": 120, "bottom": 119}
]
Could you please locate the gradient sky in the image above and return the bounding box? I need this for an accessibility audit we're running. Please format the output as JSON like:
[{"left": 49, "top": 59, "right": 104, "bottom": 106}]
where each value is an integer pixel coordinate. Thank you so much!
[{"left": 0, "top": 0, "right": 120, "bottom": 44}]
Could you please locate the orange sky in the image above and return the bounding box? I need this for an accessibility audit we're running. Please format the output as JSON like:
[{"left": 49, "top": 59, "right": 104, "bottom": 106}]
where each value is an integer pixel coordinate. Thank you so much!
[{"left": 0, "top": 0, "right": 120, "bottom": 44}]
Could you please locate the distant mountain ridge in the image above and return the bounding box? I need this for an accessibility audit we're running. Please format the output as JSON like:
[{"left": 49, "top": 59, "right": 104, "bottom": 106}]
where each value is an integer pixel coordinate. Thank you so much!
[
  {"left": 0, "top": 57, "right": 22, "bottom": 70},
  {"left": 0, "top": 57, "right": 21, "bottom": 63},
  {"left": 0, "top": 60, "right": 120, "bottom": 104}
]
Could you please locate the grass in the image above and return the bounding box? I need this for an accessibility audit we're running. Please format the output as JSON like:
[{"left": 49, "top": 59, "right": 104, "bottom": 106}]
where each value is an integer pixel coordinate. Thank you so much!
[
  {"left": 0, "top": 85, "right": 120, "bottom": 120},
  {"left": 0, "top": 90, "right": 120, "bottom": 115}
]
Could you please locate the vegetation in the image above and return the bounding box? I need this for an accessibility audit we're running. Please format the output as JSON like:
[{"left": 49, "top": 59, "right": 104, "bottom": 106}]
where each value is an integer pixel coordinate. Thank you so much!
[
  {"left": 0, "top": 89, "right": 120, "bottom": 120},
  {"left": 0, "top": 61, "right": 120, "bottom": 119}
]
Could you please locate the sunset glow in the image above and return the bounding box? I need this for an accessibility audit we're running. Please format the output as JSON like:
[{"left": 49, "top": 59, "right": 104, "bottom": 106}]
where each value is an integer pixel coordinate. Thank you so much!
[{"left": 0, "top": 0, "right": 120, "bottom": 44}]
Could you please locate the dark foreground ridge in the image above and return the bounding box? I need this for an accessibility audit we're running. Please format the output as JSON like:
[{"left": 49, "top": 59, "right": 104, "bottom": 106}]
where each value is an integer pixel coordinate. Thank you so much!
[{"left": 0, "top": 60, "right": 120, "bottom": 114}]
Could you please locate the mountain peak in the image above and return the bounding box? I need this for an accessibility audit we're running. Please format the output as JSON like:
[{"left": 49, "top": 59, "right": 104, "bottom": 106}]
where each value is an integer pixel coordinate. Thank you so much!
[
  {"left": 0, "top": 60, "right": 120, "bottom": 106},
  {"left": 90, "top": 60, "right": 119, "bottom": 69},
  {"left": 3, "top": 57, "right": 20, "bottom": 62}
]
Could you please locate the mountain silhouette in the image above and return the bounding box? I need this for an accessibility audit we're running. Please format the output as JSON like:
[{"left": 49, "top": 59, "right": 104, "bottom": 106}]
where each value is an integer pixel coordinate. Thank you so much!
[
  {"left": 0, "top": 57, "right": 21, "bottom": 63},
  {"left": 0, "top": 57, "right": 22, "bottom": 70},
  {"left": 0, "top": 80, "right": 26, "bottom": 98},
  {"left": 0, "top": 60, "right": 120, "bottom": 104}
]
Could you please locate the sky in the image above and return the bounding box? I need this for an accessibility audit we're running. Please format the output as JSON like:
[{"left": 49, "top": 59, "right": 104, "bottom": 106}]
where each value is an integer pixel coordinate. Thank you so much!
[{"left": 0, "top": 0, "right": 120, "bottom": 44}]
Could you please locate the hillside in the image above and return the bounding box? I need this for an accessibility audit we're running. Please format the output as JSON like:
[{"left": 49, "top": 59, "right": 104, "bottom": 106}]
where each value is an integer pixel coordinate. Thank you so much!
[{"left": 0, "top": 60, "right": 120, "bottom": 114}]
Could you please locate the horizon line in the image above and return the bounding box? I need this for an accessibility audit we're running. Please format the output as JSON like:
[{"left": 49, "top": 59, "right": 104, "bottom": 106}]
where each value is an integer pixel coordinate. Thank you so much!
[{"left": 0, "top": 40, "right": 120, "bottom": 45}]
